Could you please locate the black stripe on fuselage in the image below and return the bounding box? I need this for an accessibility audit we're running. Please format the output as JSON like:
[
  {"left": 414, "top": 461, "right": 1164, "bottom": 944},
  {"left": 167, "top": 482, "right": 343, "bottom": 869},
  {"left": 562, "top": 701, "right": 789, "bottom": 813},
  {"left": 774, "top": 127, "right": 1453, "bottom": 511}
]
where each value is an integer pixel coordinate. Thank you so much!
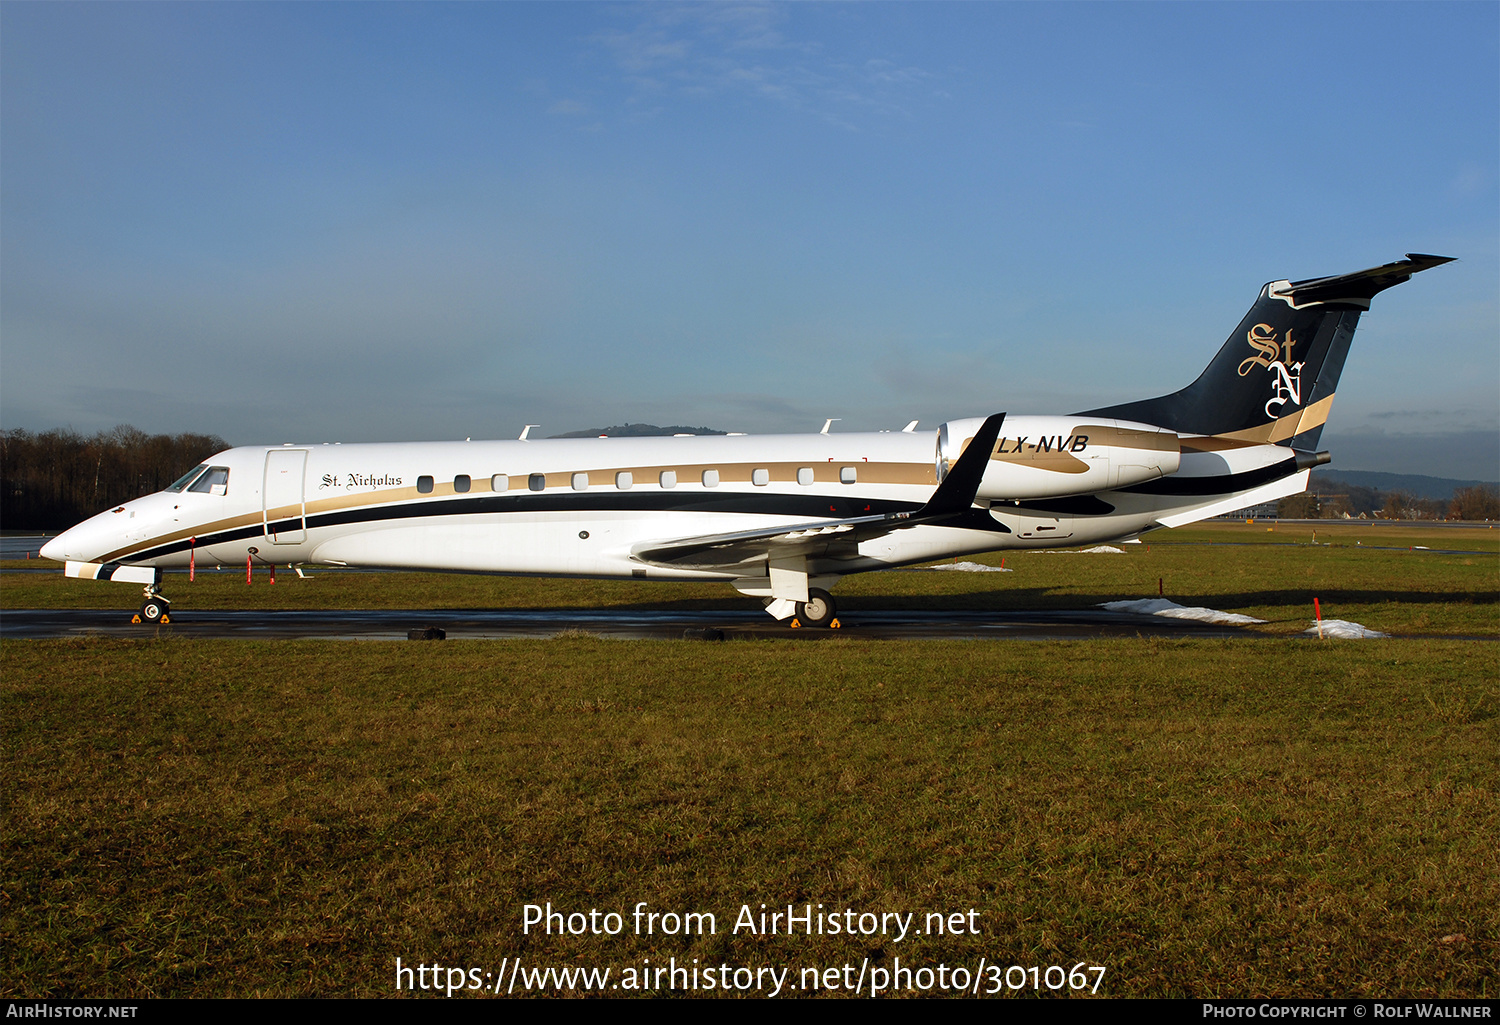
[
  {"left": 120, "top": 491, "right": 928, "bottom": 563},
  {"left": 1117, "top": 456, "right": 1298, "bottom": 496},
  {"left": 111, "top": 459, "right": 1302, "bottom": 566},
  {"left": 1011, "top": 495, "right": 1116, "bottom": 516}
]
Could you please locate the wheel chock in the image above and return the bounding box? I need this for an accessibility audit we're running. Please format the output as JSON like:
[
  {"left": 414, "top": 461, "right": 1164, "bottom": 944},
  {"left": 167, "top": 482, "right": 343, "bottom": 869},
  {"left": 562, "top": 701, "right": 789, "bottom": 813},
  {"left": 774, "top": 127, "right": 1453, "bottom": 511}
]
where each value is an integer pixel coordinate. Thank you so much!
[
  {"left": 131, "top": 614, "right": 142, "bottom": 623},
  {"left": 160, "top": 614, "right": 170, "bottom": 624},
  {"left": 790, "top": 618, "right": 802, "bottom": 628},
  {"left": 830, "top": 618, "right": 841, "bottom": 629}
]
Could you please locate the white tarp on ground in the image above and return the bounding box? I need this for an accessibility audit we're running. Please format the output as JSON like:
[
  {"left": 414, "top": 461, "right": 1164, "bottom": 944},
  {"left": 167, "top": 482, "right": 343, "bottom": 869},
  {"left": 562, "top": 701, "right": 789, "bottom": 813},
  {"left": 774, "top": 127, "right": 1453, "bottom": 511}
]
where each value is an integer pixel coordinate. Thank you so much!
[
  {"left": 925, "top": 561, "right": 1013, "bottom": 572},
  {"left": 1305, "top": 619, "right": 1388, "bottom": 639},
  {"left": 1099, "top": 598, "right": 1266, "bottom": 625},
  {"left": 1044, "top": 546, "right": 1126, "bottom": 554}
]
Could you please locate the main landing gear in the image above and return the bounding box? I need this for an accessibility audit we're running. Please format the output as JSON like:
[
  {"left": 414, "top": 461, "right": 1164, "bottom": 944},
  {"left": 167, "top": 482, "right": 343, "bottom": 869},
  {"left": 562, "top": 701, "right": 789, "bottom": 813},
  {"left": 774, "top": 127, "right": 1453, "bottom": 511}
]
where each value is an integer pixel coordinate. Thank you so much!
[
  {"left": 137, "top": 584, "right": 171, "bottom": 625},
  {"left": 743, "top": 564, "right": 842, "bottom": 628},
  {"left": 794, "top": 588, "right": 838, "bottom": 629}
]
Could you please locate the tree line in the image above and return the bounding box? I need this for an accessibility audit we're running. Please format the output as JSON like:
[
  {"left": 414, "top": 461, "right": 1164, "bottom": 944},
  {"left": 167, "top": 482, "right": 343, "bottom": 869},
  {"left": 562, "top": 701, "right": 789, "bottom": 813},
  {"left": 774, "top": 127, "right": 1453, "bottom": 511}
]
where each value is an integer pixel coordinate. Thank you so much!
[
  {"left": 1279, "top": 483, "right": 1500, "bottom": 521},
  {"left": 1, "top": 426, "right": 229, "bottom": 531}
]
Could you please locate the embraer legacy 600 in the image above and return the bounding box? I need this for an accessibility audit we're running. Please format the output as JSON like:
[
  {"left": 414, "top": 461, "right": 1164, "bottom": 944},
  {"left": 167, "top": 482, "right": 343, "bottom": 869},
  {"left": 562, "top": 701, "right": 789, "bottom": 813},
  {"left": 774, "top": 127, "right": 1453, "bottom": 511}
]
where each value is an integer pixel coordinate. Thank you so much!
[{"left": 43, "top": 254, "right": 1452, "bottom": 627}]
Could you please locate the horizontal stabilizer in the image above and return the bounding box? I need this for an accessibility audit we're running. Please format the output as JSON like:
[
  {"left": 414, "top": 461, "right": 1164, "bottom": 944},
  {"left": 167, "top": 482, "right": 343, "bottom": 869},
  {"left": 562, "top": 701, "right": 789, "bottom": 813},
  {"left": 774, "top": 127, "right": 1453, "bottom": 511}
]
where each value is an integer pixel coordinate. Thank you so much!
[{"left": 1271, "top": 254, "right": 1455, "bottom": 308}]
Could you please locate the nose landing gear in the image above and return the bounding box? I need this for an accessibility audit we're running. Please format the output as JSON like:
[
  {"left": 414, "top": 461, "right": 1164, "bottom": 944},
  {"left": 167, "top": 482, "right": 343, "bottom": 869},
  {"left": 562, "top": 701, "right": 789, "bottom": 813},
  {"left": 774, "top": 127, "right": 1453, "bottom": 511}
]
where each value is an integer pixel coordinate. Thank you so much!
[{"left": 136, "top": 585, "right": 171, "bottom": 625}]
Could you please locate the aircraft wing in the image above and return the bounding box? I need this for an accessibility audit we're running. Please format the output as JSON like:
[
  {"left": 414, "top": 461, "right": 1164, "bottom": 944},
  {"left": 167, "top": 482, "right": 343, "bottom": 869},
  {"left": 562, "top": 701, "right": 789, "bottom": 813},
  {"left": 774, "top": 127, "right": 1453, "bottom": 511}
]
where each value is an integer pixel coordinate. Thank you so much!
[
  {"left": 630, "top": 511, "right": 906, "bottom": 570},
  {"left": 630, "top": 413, "right": 1007, "bottom": 571}
]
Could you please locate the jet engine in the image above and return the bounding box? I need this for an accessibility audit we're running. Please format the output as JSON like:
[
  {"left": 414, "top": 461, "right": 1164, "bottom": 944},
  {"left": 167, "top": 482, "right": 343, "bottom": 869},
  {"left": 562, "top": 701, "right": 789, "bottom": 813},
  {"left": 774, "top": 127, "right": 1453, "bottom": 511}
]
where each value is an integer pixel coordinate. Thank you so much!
[{"left": 935, "top": 415, "right": 1180, "bottom": 499}]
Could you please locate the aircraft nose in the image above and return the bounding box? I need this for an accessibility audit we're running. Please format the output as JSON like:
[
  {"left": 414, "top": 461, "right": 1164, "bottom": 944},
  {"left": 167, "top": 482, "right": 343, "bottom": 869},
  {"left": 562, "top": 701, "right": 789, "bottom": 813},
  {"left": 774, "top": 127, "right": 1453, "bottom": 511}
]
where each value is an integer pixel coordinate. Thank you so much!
[
  {"left": 39, "top": 535, "right": 66, "bottom": 562},
  {"left": 41, "top": 522, "right": 102, "bottom": 563}
]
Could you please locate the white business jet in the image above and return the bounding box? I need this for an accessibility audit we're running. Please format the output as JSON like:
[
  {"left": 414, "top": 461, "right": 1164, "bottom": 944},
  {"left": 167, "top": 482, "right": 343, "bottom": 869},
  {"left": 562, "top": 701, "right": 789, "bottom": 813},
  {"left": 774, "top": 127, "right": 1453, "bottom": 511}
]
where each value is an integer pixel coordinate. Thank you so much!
[{"left": 42, "top": 255, "right": 1452, "bottom": 627}]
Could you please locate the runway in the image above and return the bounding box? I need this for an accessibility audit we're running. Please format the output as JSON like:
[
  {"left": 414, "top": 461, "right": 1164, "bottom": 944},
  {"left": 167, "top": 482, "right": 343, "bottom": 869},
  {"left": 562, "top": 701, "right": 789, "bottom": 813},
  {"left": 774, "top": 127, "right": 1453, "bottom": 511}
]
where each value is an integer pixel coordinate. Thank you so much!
[{"left": 3, "top": 605, "right": 1271, "bottom": 640}]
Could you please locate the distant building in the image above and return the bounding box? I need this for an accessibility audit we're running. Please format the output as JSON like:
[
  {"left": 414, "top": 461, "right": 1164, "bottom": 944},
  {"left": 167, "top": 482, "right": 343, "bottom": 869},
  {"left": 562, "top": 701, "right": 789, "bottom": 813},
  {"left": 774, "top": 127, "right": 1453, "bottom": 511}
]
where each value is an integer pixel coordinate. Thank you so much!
[{"left": 1215, "top": 501, "right": 1280, "bottom": 520}]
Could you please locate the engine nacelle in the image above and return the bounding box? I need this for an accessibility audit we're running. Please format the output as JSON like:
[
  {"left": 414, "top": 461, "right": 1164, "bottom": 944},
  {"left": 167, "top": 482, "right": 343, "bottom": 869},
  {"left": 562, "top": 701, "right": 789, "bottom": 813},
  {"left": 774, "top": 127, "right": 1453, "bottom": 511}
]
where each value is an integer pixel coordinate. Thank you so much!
[{"left": 936, "top": 415, "right": 1180, "bottom": 499}]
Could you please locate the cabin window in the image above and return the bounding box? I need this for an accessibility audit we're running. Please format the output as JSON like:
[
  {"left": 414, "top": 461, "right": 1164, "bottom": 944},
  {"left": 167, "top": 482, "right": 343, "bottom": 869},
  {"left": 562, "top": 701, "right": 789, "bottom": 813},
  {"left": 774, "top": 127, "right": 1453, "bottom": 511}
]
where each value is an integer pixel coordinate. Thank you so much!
[
  {"left": 572, "top": 472, "right": 589, "bottom": 491},
  {"left": 491, "top": 474, "right": 508, "bottom": 492},
  {"left": 166, "top": 465, "right": 208, "bottom": 493},
  {"left": 417, "top": 475, "right": 435, "bottom": 494},
  {"left": 454, "top": 475, "right": 471, "bottom": 493},
  {"left": 702, "top": 469, "right": 719, "bottom": 487},
  {"left": 188, "top": 466, "right": 230, "bottom": 494},
  {"left": 797, "top": 467, "right": 814, "bottom": 486},
  {"left": 752, "top": 468, "right": 769, "bottom": 486},
  {"left": 659, "top": 470, "right": 677, "bottom": 488},
  {"left": 529, "top": 474, "right": 546, "bottom": 492},
  {"left": 840, "top": 466, "right": 857, "bottom": 484},
  {"left": 616, "top": 471, "right": 633, "bottom": 490}
]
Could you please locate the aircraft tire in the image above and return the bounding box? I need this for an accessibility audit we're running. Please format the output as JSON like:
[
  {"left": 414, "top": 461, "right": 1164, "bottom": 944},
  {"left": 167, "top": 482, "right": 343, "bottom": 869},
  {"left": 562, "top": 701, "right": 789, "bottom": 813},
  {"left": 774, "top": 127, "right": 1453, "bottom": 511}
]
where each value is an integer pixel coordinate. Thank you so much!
[
  {"left": 797, "top": 588, "right": 836, "bottom": 628},
  {"left": 140, "top": 599, "right": 167, "bottom": 624}
]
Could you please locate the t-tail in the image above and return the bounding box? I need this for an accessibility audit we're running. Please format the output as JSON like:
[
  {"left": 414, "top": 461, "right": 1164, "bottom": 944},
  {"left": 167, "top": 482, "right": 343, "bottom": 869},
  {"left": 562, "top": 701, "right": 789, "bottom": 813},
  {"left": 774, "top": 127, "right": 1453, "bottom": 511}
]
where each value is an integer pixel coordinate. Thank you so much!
[{"left": 1080, "top": 254, "right": 1454, "bottom": 451}]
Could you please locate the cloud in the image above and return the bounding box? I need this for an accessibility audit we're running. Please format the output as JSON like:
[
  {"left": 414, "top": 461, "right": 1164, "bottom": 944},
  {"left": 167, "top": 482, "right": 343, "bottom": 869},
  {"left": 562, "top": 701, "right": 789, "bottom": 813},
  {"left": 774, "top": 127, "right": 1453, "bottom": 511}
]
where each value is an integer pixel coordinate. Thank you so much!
[
  {"left": 1450, "top": 162, "right": 1488, "bottom": 198},
  {"left": 1365, "top": 406, "right": 1500, "bottom": 429},
  {"left": 1318, "top": 428, "right": 1499, "bottom": 481},
  {"left": 589, "top": 4, "right": 943, "bottom": 128}
]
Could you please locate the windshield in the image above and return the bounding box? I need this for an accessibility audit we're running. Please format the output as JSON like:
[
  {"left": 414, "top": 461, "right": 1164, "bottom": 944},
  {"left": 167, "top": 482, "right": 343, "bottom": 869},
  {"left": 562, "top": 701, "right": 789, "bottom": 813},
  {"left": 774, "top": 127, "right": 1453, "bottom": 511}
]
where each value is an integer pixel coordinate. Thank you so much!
[
  {"left": 188, "top": 466, "right": 230, "bottom": 493},
  {"left": 165, "top": 465, "right": 208, "bottom": 493}
]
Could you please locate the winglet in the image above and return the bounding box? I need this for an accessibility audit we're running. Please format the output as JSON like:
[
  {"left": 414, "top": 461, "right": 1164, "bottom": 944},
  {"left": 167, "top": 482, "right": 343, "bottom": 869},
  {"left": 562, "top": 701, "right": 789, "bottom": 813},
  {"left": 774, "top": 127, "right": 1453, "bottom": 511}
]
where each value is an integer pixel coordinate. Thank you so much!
[{"left": 916, "top": 413, "right": 1005, "bottom": 519}]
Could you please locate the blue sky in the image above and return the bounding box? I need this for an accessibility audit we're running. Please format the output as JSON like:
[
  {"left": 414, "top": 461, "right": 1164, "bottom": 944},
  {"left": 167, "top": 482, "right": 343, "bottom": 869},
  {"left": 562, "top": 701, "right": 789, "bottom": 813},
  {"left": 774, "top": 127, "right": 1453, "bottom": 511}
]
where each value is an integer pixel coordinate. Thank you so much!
[{"left": 3, "top": 2, "right": 1496, "bottom": 478}]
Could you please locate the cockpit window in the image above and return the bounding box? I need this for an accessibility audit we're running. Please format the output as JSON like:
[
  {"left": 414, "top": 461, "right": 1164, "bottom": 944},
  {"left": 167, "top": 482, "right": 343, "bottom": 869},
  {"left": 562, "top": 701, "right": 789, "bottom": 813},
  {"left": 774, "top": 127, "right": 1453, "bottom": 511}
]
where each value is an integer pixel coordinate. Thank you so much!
[
  {"left": 166, "top": 465, "right": 208, "bottom": 493},
  {"left": 188, "top": 466, "right": 230, "bottom": 493}
]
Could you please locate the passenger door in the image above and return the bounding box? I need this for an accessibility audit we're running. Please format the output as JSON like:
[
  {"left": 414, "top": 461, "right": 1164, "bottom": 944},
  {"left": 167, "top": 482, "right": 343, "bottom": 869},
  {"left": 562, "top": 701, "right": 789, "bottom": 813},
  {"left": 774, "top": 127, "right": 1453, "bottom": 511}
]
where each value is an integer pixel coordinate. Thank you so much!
[{"left": 263, "top": 450, "right": 308, "bottom": 544}]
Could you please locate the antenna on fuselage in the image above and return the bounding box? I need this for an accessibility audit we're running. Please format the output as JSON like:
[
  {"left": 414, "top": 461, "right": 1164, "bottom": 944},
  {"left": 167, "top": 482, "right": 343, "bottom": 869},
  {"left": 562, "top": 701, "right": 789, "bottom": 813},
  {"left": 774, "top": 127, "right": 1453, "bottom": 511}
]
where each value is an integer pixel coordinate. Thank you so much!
[
  {"left": 820, "top": 418, "right": 840, "bottom": 434},
  {"left": 902, "top": 420, "right": 919, "bottom": 432},
  {"left": 519, "top": 425, "right": 540, "bottom": 441}
]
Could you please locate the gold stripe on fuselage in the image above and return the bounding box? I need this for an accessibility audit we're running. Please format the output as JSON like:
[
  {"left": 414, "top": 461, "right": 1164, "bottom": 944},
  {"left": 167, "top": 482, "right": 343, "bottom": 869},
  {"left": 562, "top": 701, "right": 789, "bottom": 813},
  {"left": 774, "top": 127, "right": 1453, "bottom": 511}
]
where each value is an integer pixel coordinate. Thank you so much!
[
  {"left": 99, "top": 458, "right": 938, "bottom": 563},
  {"left": 962, "top": 424, "right": 1179, "bottom": 475}
]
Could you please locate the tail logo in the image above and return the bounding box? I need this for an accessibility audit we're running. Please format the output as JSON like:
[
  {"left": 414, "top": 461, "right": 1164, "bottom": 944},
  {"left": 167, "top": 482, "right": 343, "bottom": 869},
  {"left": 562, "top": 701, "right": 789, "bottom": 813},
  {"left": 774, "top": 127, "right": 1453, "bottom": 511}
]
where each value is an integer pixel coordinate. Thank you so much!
[{"left": 1237, "top": 323, "right": 1304, "bottom": 418}]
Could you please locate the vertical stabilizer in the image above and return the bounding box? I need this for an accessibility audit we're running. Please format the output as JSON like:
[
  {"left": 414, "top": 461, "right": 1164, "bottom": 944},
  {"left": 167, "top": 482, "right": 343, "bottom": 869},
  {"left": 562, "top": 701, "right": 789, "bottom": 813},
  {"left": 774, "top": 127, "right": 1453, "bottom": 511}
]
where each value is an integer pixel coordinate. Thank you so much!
[{"left": 1080, "top": 254, "right": 1453, "bottom": 446}]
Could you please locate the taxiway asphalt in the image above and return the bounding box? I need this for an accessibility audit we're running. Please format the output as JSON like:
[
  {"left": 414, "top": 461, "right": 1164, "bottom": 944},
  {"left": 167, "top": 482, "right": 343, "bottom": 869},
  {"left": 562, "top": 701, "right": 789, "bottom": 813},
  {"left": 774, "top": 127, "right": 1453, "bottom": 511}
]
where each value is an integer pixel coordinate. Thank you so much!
[{"left": 3, "top": 606, "right": 1272, "bottom": 641}]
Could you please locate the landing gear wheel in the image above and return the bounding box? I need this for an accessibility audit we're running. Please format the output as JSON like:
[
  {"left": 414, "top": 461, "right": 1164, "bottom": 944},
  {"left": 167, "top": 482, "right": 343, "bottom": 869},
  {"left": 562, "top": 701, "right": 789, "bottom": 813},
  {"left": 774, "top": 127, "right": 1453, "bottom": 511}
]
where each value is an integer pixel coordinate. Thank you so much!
[
  {"left": 139, "top": 582, "right": 170, "bottom": 625},
  {"left": 796, "top": 588, "right": 836, "bottom": 629}
]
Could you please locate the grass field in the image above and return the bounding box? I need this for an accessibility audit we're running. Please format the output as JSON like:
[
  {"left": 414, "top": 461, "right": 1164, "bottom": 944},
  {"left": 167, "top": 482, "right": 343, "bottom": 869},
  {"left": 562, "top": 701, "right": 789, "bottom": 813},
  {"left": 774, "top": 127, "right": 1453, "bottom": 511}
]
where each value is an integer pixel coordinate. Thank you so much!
[{"left": 2, "top": 521, "right": 1496, "bottom": 998}]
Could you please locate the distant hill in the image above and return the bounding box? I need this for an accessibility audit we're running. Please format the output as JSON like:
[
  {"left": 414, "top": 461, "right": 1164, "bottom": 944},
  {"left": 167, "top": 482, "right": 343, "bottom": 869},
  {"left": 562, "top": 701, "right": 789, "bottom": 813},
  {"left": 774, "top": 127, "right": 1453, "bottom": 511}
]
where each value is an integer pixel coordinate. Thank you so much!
[
  {"left": 1309, "top": 469, "right": 1497, "bottom": 501},
  {"left": 551, "top": 423, "right": 728, "bottom": 439}
]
